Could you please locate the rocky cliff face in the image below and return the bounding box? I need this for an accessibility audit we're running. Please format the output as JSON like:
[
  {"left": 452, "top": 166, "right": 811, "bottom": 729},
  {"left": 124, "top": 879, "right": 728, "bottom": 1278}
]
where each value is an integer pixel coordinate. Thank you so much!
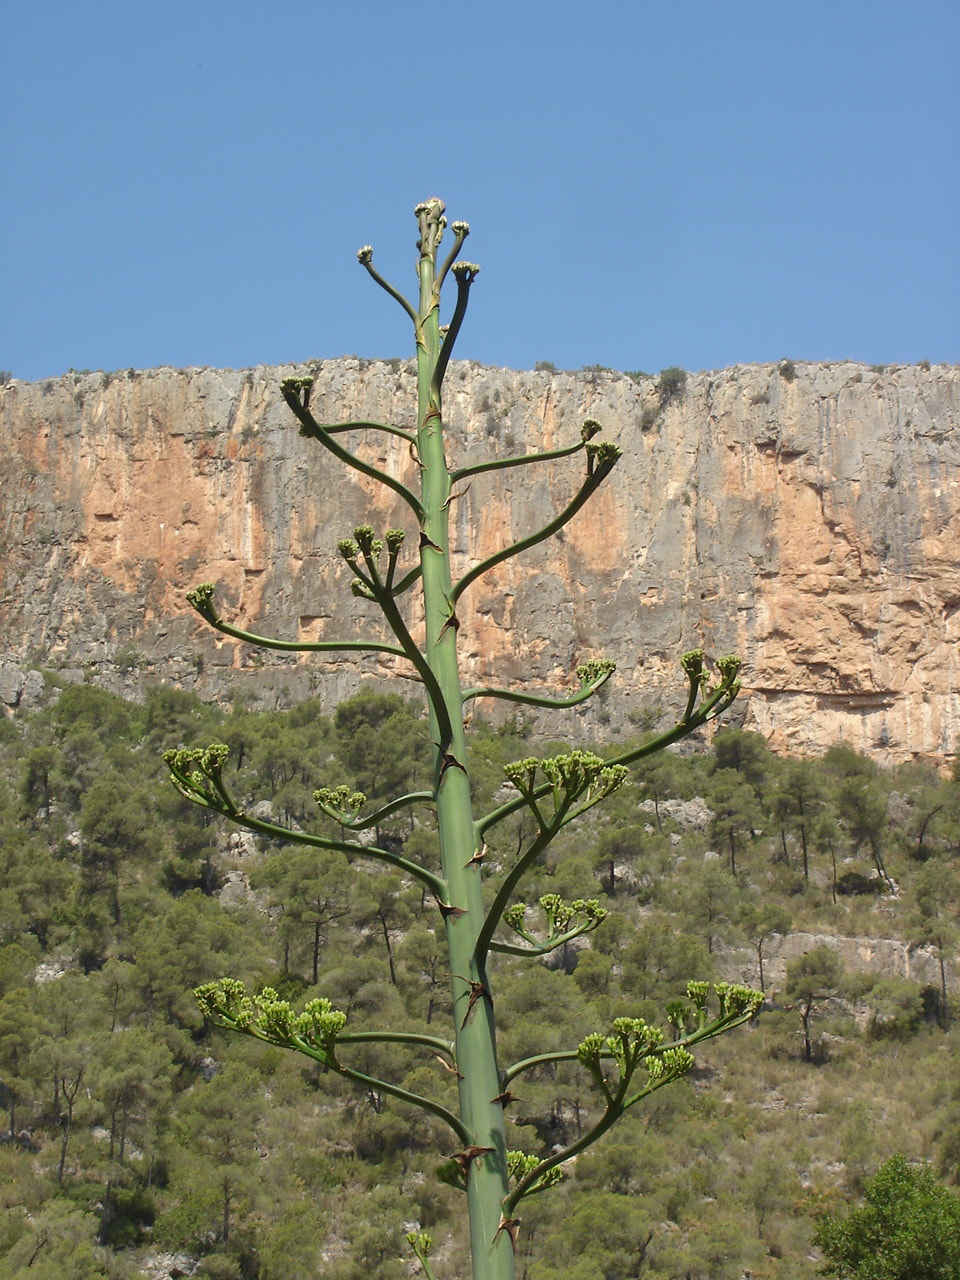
[{"left": 2, "top": 359, "right": 958, "bottom": 764}]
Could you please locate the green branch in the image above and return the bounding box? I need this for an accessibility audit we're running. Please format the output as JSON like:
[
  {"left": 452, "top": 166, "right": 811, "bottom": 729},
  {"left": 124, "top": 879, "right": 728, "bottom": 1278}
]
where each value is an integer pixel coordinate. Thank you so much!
[
  {"left": 490, "top": 895, "right": 607, "bottom": 957},
  {"left": 185, "top": 583, "right": 408, "bottom": 659},
  {"left": 319, "top": 1054, "right": 469, "bottom": 1144},
  {"left": 504, "top": 1057, "right": 698, "bottom": 1214},
  {"left": 338, "top": 1030, "right": 456, "bottom": 1062},
  {"left": 502, "top": 984, "right": 763, "bottom": 1090},
  {"left": 487, "top": 922, "right": 598, "bottom": 958},
  {"left": 314, "top": 785, "right": 436, "bottom": 831},
  {"left": 436, "top": 219, "right": 470, "bottom": 291},
  {"left": 282, "top": 381, "right": 424, "bottom": 519},
  {"left": 230, "top": 809, "right": 447, "bottom": 900},
  {"left": 340, "top": 531, "right": 457, "bottom": 752},
  {"left": 474, "top": 653, "right": 741, "bottom": 839},
  {"left": 450, "top": 444, "right": 588, "bottom": 484},
  {"left": 504, "top": 1058, "right": 635, "bottom": 1215},
  {"left": 163, "top": 746, "right": 448, "bottom": 901},
  {"left": 450, "top": 444, "right": 620, "bottom": 606},
  {"left": 474, "top": 826, "right": 559, "bottom": 968},
  {"left": 390, "top": 563, "right": 424, "bottom": 596},
  {"left": 450, "top": 418, "right": 600, "bottom": 484},
  {"left": 323, "top": 420, "right": 416, "bottom": 445},
  {"left": 603, "top": 655, "right": 741, "bottom": 772},
  {"left": 406, "top": 1229, "right": 441, "bottom": 1280},
  {"left": 434, "top": 262, "right": 478, "bottom": 391},
  {"left": 501, "top": 997, "right": 765, "bottom": 1212},
  {"left": 462, "top": 659, "right": 615, "bottom": 710},
  {"left": 475, "top": 750, "right": 628, "bottom": 843},
  {"left": 357, "top": 245, "right": 419, "bottom": 325},
  {"left": 195, "top": 981, "right": 469, "bottom": 1143}
]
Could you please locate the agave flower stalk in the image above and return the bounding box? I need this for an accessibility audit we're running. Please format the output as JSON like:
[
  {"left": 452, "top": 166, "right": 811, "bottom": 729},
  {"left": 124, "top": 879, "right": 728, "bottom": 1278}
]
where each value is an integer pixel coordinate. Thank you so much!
[{"left": 169, "top": 199, "right": 751, "bottom": 1280}]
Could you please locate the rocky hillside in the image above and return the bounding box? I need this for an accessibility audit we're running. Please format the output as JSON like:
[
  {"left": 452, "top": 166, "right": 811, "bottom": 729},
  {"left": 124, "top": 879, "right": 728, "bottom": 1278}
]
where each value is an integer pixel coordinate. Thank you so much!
[{"left": 1, "top": 359, "right": 958, "bottom": 764}]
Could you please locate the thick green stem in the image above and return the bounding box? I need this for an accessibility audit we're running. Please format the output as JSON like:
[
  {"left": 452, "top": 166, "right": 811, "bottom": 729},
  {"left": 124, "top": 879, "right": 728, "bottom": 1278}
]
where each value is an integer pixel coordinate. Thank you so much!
[{"left": 413, "top": 198, "right": 515, "bottom": 1280}]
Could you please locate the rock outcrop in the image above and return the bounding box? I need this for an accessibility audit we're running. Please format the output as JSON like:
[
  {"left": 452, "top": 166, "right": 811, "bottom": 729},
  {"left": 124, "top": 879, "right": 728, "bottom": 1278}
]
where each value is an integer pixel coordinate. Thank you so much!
[{"left": 1, "top": 359, "right": 958, "bottom": 764}]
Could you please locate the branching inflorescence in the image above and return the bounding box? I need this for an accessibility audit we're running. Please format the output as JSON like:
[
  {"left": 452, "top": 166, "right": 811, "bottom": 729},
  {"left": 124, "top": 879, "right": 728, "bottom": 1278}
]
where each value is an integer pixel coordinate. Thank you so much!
[{"left": 167, "top": 199, "right": 756, "bottom": 1280}]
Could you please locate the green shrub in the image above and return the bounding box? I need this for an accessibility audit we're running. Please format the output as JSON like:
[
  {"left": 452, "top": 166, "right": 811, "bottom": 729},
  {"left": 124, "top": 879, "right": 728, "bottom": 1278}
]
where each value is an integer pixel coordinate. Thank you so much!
[
  {"left": 657, "top": 366, "right": 687, "bottom": 406},
  {"left": 865, "top": 978, "right": 925, "bottom": 1039}
]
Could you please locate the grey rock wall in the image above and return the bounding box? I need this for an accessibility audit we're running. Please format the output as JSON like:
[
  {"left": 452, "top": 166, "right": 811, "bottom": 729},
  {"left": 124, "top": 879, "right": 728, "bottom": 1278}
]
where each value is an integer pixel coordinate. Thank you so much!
[{"left": 1, "top": 359, "right": 958, "bottom": 763}]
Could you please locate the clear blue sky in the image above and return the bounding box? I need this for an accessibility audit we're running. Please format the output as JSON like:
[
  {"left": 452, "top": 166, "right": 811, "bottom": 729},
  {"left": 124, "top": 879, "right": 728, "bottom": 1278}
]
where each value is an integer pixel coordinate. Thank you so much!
[{"left": 2, "top": 1, "right": 958, "bottom": 382}]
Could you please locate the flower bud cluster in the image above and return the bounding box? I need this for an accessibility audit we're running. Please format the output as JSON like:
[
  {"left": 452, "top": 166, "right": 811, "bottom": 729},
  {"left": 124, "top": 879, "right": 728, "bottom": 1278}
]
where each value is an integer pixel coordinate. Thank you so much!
[
  {"left": 576, "top": 1033, "right": 607, "bottom": 1071},
  {"left": 353, "top": 524, "right": 381, "bottom": 556},
  {"left": 279, "top": 375, "right": 315, "bottom": 395},
  {"left": 415, "top": 198, "right": 444, "bottom": 220},
  {"left": 503, "top": 903, "right": 526, "bottom": 930},
  {"left": 502, "top": 757, "right": 540, "bottom": 792},
  {"left": 163, "top": 743, "right": 230, "bottom": 793},
  {"left": 357, "top": 245, "right": 374, "bottom": 264},
  {"left": 686, "top": 980, "right": 710, "bottom": 1009},
  {"left": 576, "top": 659, "right": 616, "bottom": 688},
  {"left": 315, "top": 784, "right": 367, "bottom": 820},
  {"left": 578, "top": 1016, "right": 680, "bottom": 1092},
  {"left": 712, "top": 654, "right": 742, "bottom": 694},
  {"left": 195, "top": 977, "right": 248, "bottom": 1022},
  {"left": 681, "top": 649, "right": 705, "bottom": 683},
  {"left": 279, "top": 375, "right": 314, "bottom": 411},
  {"left": 539, "top": 893, "right": 606, "bottom": 933},
  {"left": 507, "top": 1151, "right": 540, "bottom": 1180},
  {"left": 540, "top": 749, "right": 604, "bottom": 791},
  {"left": 581, "top": 419, "right": 603, "bottom": 441},
  {"left": 540, "top": 750, "right": 628, "bottom": 803},
  {"left": 645, "top": 1046, "right": 694, "bottom": 1080},
  {"left": 186, "top": 582, "right": 217, "bottom": 620},
  {"left": 585, "top": 440, "right": 622, "bottom": 476},
  {"left": 608, "top": 1017, "right": 665, "bottom": 1070},
  {"left": 680, "top": 650, "right": 743, "bottom": 703},
  {"left": 503, "top": 750, "right": 627, "bottom": 823},
  {"left": 406, "top": 1229, "right": 433, "bottom": 1257},
  {"left": 297, "top": 996, "right": 348, "bottom": 1047},
  {"left": 451, "top": 261, "right": 480, "bottom": 284},
  {"left": 665, "top": 998, "right": 694, "bottom": 1033},
  {"left": 339, "top": 526, "right": 400, "bottom": 571},
  {"left": 194, "top": 979, "right": 347, "bottom": 1055},
  {"left": 713, "top": 982, "right": 763, "bottom": 1020}
]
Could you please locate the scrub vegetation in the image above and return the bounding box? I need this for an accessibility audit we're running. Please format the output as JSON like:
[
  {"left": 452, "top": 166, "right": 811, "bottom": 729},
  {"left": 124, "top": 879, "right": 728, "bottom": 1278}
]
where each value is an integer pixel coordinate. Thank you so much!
[{"left": 2, "top": 687, "right": 960, "bottom": 1278}]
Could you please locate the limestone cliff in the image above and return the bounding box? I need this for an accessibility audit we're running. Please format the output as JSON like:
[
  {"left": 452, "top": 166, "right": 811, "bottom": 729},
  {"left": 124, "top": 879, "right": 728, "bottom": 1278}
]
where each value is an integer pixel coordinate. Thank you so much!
[{"left": 1, "top": 359, "right": 958, "bottom": 765}]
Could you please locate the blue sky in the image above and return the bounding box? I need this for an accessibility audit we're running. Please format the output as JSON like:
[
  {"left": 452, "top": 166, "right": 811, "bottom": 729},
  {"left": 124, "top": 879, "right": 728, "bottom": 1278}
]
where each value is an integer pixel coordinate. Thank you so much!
[{"left": 2, "top": 1, "right": 958, "bottom": 382}]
